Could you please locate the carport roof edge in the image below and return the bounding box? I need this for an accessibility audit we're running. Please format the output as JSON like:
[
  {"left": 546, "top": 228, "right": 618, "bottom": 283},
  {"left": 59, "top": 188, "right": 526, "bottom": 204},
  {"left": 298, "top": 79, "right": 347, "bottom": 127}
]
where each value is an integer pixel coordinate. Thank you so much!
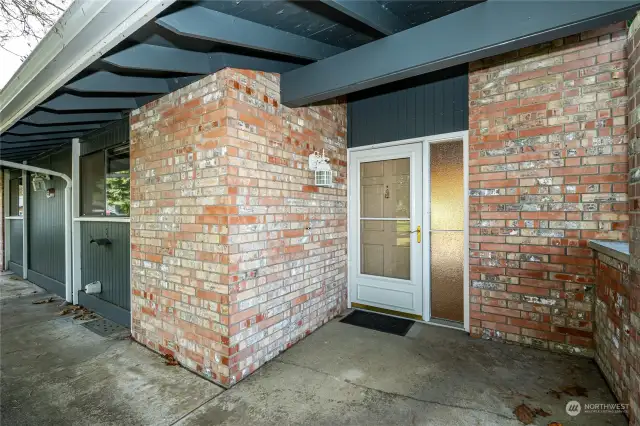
[{"left": 0, "top": 0, "right": 177, "bottom": 134}]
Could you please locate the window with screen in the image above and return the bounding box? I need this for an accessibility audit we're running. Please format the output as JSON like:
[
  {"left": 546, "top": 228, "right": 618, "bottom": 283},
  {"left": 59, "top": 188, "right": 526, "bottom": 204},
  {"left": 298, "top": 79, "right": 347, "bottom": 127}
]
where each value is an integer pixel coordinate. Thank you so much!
[
  {"left": 106, "top": 145, "right": 131, "bottom": 216},
  {"left": 80, "top": 144, "right": 130, "bottom": 216}
]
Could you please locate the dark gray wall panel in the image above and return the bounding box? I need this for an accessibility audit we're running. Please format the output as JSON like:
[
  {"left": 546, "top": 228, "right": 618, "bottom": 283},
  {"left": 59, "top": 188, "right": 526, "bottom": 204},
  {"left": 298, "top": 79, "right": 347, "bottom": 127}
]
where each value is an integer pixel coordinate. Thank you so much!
[
  {"left": 78, "top": 291, "right": 131, "bottom": 327},
  {"left": 28, "top": 174, "right": 66, "bottom": 283},
  {"left": 9, "top": 220, "right": 23, "bottom": 266},
  {"left": 28, "top": 148, "right": 71, "bottom": 284},
  {"left": 27, "top": 269, "right": 65, "bottom": 297},
  {"left": 347, "top": 65, "right": 468, "bottom": 148},
  {"left": 80, "top": 118, "right": 129, "bottom": 155},
  {"left": 8, "top": 263, "right": 23, "bottom": 276},
  {"left": 80, "top": 221, "right": 130, "bottom": 311}
]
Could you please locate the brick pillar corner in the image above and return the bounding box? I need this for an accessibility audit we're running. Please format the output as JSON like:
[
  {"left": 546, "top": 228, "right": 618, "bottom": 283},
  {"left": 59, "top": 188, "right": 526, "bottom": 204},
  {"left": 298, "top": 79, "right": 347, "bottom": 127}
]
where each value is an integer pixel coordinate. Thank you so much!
[{"left": 626, "top": 11, "right": 640, "bottom": 426}]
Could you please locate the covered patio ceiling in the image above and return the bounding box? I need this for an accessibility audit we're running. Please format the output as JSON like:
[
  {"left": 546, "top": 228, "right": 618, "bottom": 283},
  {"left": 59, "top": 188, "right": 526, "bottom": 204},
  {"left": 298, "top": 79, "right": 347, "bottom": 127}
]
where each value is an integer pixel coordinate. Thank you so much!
[{"left": 0, "top": 0, "right": 638, "bottom": 163}]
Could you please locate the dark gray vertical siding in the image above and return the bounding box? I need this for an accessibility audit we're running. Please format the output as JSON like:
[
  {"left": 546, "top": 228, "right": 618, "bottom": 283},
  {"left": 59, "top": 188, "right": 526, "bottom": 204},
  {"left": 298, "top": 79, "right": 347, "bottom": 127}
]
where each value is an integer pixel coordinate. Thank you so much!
[
  {"left": 78, "top": 118, "right": 131, "bottom": 313},
  {"left": 347, "top": 64, "right": 469, "bottom": 148},
  {"left": 9, "top": 220, "right": 23, "bottom": 266},
  {"left": 80, "top": 118, "right": 129, "bottom": 155},
  {"left": 27, "top": 150, "right": 70, "bottom": 283},
  {"left": 80, "top": 222, "right": 130, "bottom": 310},
  {"left": 27, "top": 177, "right": 66, "bottom": 282}
]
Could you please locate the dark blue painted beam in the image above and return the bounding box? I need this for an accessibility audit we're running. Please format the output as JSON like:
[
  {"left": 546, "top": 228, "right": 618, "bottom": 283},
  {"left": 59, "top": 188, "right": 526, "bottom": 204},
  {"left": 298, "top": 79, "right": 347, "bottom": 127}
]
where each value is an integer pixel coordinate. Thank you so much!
[
  {"left": 41, "top": 94, "right": 139, "bottom": 111},
  {"left": 1, "top": 144, "right": 66, "bottom": 155},
  {"left": 0, "top": 145, "right": 67, "bottom": 159},
  {"left": 7, "top": 123, "right": 102, "bottom": 135},
  {"left": 156, "top": 5, "right": 344, "bottom": 60},
  {"left": 282, "top": 0, "right": 640, "bottom": 107},
  {"left": 102, "top": 44, "right": 211, "bottom": 74},
  {"left": 1, "top": 132, "right": 85, "bottom": 143},
  {"left": 66, "top": 71, "right": 170, "bottom": 94},
  {"left": 211, "top": 53, "right": 302, "bottom": 75},
  {"left": 0, "top": 140, "right": 70, "bottom": 150},
  {"left": 166, "top": 75, "right": 206, "bottom": 92},
  {"left": 319, "top": 0, "right": 408, "bottom": 35},
  {"left": 21, "top": 111, "right": 122, "bottom": 125}
]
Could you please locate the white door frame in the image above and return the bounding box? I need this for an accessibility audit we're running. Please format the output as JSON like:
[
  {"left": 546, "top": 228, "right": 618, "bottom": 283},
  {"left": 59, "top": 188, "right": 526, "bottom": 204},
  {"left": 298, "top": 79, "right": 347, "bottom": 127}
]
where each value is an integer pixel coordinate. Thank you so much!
[
  {"left": 347, "top": 130, "right": 470, "bottom": 332},
  {"left": 348, "top": 143, "right": 423, "bottom": 317}
]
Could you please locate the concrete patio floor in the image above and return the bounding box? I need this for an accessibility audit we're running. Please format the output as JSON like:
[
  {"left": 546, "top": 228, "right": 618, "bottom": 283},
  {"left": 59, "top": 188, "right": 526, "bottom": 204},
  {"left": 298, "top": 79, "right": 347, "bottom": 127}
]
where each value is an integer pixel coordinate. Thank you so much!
[{"left": 0, "top": 274, "right": 627, "bottom": 426}]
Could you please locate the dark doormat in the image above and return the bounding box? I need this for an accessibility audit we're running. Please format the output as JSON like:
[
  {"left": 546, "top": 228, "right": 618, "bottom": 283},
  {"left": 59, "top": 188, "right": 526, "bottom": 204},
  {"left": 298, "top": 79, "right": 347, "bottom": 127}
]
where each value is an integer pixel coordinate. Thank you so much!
[
  {"left": 81, "top": 318, "right": 128, "bottom": 338},
  {"left": 340, "top": 310, "right": 414, "bottom": 336}
]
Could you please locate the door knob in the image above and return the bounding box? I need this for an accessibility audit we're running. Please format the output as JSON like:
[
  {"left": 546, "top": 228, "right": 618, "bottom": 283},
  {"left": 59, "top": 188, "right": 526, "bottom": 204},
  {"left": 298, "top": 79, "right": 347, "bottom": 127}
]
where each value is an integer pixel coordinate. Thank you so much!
[{"left": 410, "top": 225, "right": 421, "bottom": 243}]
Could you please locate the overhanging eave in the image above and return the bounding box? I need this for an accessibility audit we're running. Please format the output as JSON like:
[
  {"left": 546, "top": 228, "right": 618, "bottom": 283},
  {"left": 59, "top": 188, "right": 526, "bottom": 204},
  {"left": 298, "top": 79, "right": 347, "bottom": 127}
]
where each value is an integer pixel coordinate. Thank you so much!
[{"left": 281, "top": 0, "right": 640, "bottom": 107}]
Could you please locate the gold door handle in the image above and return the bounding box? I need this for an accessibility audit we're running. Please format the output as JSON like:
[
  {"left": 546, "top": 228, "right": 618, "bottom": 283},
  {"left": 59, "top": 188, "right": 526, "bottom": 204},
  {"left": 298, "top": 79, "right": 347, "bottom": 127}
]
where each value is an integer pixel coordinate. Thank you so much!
[{"left": 410, "top": 225, "right": 421, "bottom": 243}]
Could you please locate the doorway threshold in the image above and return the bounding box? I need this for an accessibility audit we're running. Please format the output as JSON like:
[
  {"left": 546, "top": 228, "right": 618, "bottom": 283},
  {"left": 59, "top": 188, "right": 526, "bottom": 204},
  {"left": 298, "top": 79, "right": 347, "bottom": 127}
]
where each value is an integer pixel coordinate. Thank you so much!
[{"left": 426, "top": 317, "right": 464, "bottom": 330}]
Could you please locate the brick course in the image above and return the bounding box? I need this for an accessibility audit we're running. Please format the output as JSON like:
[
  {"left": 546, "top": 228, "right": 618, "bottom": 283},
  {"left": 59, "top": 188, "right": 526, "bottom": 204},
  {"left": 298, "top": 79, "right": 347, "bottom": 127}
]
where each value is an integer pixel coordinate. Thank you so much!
[
  {"left": 469, "top": 22, "right": 629, "bottom": 355},
  {"left": 593, "top": 249, "right": 639, "bottom": 425},
  {"left": 626, "top": 12, "right": 640, "bottom": 426},
  {"left": 129, "top": 68, "right": 347, "bottom": 386}
]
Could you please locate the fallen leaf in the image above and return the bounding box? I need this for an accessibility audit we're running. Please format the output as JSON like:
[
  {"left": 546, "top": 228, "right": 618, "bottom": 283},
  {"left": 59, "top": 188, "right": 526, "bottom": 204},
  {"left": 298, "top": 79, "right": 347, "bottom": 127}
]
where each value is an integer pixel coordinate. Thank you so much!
[
  {"left": 70, "top": 306, "right": 96, "bottom": 320},
  {"left": 560, "top": 385, "right": 588, "bottom": 397},
  {"left": 163, "top": 354, "right": 179, "bottom": 366},
  {"left": 547, "top": 389, "right": 562, "bottom": 399},
  {"left": 514, "top": 404, "right": 534, "bottom": 425},
  {"left": 32, "top": 297, "right": 54, "bottom": 305},
  {"left": 534, "top": 407, "right": 551, "bottom": 417}
]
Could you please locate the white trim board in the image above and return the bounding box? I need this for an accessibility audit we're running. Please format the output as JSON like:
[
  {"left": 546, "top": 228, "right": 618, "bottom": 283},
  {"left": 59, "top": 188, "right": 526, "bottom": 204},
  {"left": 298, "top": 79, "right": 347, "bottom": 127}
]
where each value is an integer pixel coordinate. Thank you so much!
[
  {"left": 346, "top": 130, "right": 470, "bottom": 332},
  {"left": 74, "top": 217, "right": 131, "bottom": 223},
  {"left": 72, "top": 138, "right": 82, "bottom": 305}
]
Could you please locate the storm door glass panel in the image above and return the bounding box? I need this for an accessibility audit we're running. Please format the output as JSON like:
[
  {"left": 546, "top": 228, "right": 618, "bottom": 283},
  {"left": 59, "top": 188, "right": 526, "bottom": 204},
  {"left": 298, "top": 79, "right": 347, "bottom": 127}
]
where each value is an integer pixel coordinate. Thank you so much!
[
  {"left": 360, "top": 158, "right": 411, "bottom": 279},
  {"left": 430, "top": 141, "right": 464, "bottom": 323},
  {"left": 81, "top": 151, "right": 106, "bottom": 216}
]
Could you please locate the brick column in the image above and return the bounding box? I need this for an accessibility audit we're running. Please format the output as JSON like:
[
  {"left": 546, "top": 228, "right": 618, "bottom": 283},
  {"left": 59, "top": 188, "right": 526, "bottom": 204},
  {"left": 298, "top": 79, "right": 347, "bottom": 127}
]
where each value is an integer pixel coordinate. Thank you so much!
[
  {"left": 626, "top": 12, "right": 640, "bottom": 426},
  {"left": 469, "top": 22, "right": 628, "bottom": 355},
  {"left": 130, "top": 69, "right": 347, "bottom": 387}
]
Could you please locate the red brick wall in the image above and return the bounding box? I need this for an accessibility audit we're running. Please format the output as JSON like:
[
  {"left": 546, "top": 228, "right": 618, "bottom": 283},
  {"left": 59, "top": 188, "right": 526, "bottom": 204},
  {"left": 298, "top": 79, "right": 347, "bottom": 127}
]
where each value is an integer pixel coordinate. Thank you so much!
[
  {"left": 626, "top": 13, "right": 640, "bottom": 426},
  {"left": 468, "top": 22, "right": 628, "bottom": 355},
  {"left": 223, "top": 69, "right": 347, "bottom": 384},
  {"left": 593, "top": 249, "right": 639, "bottom": 424},
  {"left": 129, "top": 68, "right": 347, "bottom": 387},
  {"left": 130, "top": 72, "right": 232, "bottom": 383}
]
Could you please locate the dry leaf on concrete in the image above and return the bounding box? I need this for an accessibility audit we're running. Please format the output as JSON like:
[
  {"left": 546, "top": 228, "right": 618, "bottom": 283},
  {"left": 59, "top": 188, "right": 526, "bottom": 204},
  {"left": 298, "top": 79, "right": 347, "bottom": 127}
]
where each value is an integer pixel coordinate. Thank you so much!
[
  {"left": 534, "top": 407, "right": 551, "bottom": 417},
  {"left": 514, "top": 404, "right": 534, "bottom": 425},
  {"left": 32, "top": 297, "right": 54, "bottom": 304},
  {"left": 548, "top": 389, "right": 562, "bottom": 399},
  {"left": 163, "top": 354, "right": 179, "bottom": 366},
  {"left": 560, "top": 385, "right": 588, "bottom": 397}
]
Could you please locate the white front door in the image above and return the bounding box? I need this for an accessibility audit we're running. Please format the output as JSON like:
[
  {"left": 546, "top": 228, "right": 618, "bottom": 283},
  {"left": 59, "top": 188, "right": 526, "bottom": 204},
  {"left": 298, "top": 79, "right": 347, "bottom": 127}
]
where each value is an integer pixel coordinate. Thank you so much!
[{"left": 348, "top": 143, "right": 423, "bottom": 317}]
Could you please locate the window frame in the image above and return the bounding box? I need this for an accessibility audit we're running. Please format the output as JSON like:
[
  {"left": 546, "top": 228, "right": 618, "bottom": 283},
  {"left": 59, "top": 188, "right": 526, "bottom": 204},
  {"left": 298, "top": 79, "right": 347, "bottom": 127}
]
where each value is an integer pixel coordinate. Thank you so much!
[{"left": 79, "top": 143, "right": 130, "bottom": 217}]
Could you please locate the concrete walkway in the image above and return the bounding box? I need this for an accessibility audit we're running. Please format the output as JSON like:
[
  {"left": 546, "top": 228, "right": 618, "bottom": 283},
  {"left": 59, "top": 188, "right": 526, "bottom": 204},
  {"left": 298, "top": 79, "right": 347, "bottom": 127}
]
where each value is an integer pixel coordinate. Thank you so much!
[{"left": 0, "top": 274, "right": 626, "bottom": 425}]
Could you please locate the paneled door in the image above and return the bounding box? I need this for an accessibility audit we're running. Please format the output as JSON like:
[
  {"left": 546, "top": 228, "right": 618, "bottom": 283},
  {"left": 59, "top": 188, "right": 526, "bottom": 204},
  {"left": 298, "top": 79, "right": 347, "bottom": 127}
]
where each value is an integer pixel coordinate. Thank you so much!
[{"left": 349, "top": 143, "right": 423, "bottom": 317}]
